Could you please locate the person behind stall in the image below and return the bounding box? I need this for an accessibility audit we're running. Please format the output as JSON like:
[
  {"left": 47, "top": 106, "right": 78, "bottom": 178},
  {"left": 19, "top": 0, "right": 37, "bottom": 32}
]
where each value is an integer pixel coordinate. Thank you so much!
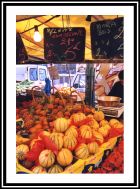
[
  {"left": 108, "top": 70, "right": 124, "bottom": 103},
  {"left": 44, "top": 77, "right": 51, "bottom": 96}
]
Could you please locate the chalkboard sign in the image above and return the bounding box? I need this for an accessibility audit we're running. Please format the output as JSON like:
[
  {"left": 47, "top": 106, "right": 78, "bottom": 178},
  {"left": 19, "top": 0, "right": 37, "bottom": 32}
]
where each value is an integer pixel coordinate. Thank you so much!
[
  {"left": 16, "top": 33, "right": 28, "bottom": 63},
  {"left": 90, "top": 17, "right": 123, "bottom": 59},
  {"left": 44, "top": 27, "right": 86, "bottom": 62}
]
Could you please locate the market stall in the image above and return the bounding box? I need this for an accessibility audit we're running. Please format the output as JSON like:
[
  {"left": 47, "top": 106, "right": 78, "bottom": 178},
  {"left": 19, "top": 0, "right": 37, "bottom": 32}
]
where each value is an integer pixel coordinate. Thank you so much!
[{"left": 16, "top": 15, "right": 124, "bottom": 174}]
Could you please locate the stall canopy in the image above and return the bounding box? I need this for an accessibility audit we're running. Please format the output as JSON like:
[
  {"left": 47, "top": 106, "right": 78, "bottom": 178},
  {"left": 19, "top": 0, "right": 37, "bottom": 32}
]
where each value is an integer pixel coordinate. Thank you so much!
[{"left": 16, "top": 15, "right": 122, "bottom": 61}]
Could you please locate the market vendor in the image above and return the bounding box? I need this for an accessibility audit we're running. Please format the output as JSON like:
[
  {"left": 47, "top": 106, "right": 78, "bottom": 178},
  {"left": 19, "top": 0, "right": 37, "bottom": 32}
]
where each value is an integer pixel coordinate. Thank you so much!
[{"left": 108, "top": 70, "right": 124, "bottom": 103}]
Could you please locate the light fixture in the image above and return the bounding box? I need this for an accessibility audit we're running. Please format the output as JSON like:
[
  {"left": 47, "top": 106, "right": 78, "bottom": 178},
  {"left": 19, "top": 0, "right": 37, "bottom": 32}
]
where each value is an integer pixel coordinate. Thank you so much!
[
  {"left": 86, "top": 15, "right": 91, "bottom": 22},
  {"left": 33, "top": 25, "right": 42, "bottom": 42}
]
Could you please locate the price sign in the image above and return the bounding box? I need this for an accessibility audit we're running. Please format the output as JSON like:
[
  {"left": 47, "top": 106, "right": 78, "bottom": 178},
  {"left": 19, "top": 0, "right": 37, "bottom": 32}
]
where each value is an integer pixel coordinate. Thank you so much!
[
  {"left": 44, "top": 27, "right": 86, "bottom": 62},
  {"left": 90, "top": 17, "right": 123, "bottom": 59},
  {"left": 48, "top": 66, "right": 59, "bottom": 80}
]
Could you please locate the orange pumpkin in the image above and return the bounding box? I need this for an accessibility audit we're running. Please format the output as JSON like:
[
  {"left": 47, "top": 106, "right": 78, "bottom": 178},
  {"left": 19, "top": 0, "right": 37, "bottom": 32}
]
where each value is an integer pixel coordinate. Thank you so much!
[
  {"left": 57, "top": 148, "right": 73, "bottom": 166},
  {"left": 32, "top": 166, "right": 47, "bottom": 174},
  {"left": 75, "top": 143, "right": 89, "bottom": 159},
  {"left": 63, "top": 135, "right": 77, "bottom": 150},
  {"left": 16, "top": 144, "right": 29, "bottom": 160},
  {"left": 50, "top": 133, "right": 64, "bottom": 150},
  {"left": 48, "top": 164, "right": 63, "bottom": 173},
  {"left": 93, "top": 111, "right": 105, "bottom": 122},
  {"left": 87, "top": 142, "right": 99, "bottom": 154},
  {"left": 39, "top": 150, "right": 55, "bottom": 168},
  {"left": 79, "top": 125, "right": 92, "bottom": 139},
  {"left": 54, "top": 118, "right": 69, "bottom": 133}
]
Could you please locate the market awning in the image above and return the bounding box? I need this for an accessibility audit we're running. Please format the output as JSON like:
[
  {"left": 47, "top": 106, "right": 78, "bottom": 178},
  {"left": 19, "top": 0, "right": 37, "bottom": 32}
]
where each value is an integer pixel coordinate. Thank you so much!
[{"left": 16, "top": 15, "right": 122, "bottom": 61}]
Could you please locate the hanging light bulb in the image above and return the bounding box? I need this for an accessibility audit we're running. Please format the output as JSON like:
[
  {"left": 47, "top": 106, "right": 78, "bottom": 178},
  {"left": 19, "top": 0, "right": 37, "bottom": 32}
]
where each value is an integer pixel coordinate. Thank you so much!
[{"left": 33, "top": 25, "right": 42, "bottom": 42}]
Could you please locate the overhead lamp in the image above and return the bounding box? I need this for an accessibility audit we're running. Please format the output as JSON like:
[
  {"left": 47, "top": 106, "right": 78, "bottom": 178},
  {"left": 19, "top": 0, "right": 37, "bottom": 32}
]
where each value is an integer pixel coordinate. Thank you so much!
[
  {"left": 86, "top": 15, "right": 91, "bottom": 22},
  {"left": 33, "top": 25, "right": 42, "bottom": 42}
]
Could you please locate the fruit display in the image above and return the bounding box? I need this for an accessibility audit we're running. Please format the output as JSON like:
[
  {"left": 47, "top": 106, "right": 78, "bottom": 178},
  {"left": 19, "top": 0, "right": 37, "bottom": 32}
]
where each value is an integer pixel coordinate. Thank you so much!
[{"left": 16, "top": 94, "right": 124, "bottom": 174}]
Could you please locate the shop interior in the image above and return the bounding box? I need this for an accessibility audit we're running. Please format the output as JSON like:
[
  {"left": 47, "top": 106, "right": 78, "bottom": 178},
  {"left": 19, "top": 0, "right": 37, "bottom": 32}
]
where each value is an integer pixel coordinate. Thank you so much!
[{"left": 16, "top": 15, "right": 124, "bottom": 174}]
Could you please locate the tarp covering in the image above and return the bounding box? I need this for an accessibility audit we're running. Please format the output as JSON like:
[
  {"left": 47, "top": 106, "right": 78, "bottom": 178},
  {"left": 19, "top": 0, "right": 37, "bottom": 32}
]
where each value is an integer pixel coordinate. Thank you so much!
[{"left": 16, "top": 15, "right": 122, "bottom": 61}]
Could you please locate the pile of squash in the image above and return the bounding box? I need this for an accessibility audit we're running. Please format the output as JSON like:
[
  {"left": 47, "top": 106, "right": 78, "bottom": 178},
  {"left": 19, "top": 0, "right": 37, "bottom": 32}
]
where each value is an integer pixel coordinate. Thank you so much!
[{"left": 16, "top": 95, "right": 123, "bottom": 174}]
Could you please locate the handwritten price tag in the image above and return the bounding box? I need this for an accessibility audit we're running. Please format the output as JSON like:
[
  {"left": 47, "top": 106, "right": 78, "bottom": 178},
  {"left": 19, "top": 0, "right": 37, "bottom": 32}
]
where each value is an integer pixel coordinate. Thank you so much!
[
  {"left": 44, "top": 27, "right": 86, "bottom": 62},
  {"left": 90, "top": 17, "right": 123, "bottom": 59}
]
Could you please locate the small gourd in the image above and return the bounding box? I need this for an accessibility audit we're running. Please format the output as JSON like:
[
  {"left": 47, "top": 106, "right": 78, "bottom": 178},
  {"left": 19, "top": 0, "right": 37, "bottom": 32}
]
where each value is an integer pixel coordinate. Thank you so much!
[
  {"left": 87, "top": 115, "right": 99, "bottom": 130},
  {"left": 70, "top": 112, "right": 86, "bottom": 124},
  {"left": 87, "top": 142, "right": 99, "bottom": 154},
  {"left": 75, "top": 143, "right": 89, "bottom": 159},
  {"left": 39, "top": 149, "right": 55, "bottom": 168},
  {"left": 65, "top": 125, "right": 78, "bottom": 138},
  {"left": 109, "top": 119, "right": 120, "bottom": 127},
  {"left": 100, "top": 120, "right": 109, "bottom": 127},
  {"left": 32, "top": 166, "right": 47, "bottom": 174},
  {"left": 98, "top": 126, "right": 110, "bottom": 137},
  {"left": 48, "top": 164, "right": 63, "bottom": 174},
  {"left": 63, "top": 135, "right": 77, "bottom": 151},
  {"left": 54, "top": 118, "right": 69, "bottom": 133},
  {"left": 93, "top": 111, "right": 105, "bottom": 122},
  {"left": 92, "top": 130, "right": 104, "bottom": 144},
  {"left": 79, "top": 125, "right": 92, "bottom": 139},
  {"left": 16, "top": 144, "right": 29, "bottom": 160},
  {"left": 57, "top": 148, "right": 73, "bottom": 166},
  {"left": 50, "top": 133, "right": 64, "bottom": 150}
]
